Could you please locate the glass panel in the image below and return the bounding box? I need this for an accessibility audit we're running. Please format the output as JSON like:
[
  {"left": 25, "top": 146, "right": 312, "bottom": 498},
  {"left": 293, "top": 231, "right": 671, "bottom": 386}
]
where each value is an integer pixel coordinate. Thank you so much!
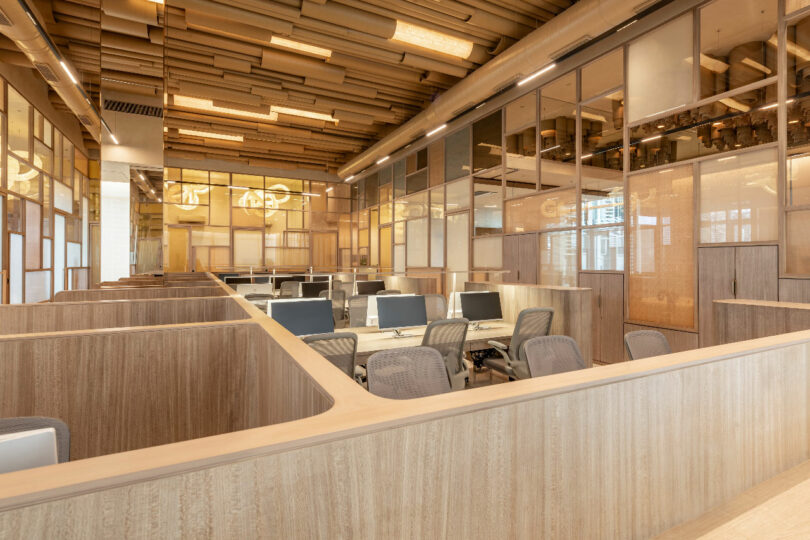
[
  {"left": 25, "top": 271, "right": 51, "bottom": 303},
  {"left": 504, "top": 188, "right": 577, "bottom": 233},
  {"left": 10, "top": 234, "right": 23, "bottom": 304},
  {"left": 182, "top": 169, "right": 209, "bottom": 183},
  {"left": 473, "top": 236, "right": 502, "bottom": 268},
  {"left": 43, "top": 237, "right": 51, "bottom": 269},
  {"left": 231, "top": 207, "right": 264, "bottom": 227},
  {"left": 627, "top": 14, "right": 693, "bottom": 123},
  {"left": 787, "top": 12, "right": 810, "bottom": 149},
  {"left": 582, "top": 170, "right": 623, "bottom": 226},
  {"left": 394, "top": 244, "right": 406, "bottom": 273},
  {"left": 446, "top": 212, "right": 469, "bottom": 293},
  {"left": 7, "top": 196, "right": 22, "bottom": 233},
  {"left": 54, "top": 214, "right": 65, "bottom": 295},
  {"left": 54, "top": 181, "right": 73, "bottom": 213},
  {"left": 787, "top": 210, "right": 810, "bottom": 273},
  {"left": 209, "top": 186, "right": 230, "bottom": 226},
  {"left": 473, "top": 178, "right": 502, "bottom": 235},
  {"left": 82, "top": 198, "right": 89, "bottom": 266},
  {"left": 396, "top": 192, "right": 429, "bottom": 220},
  {"left": 539, "top": 230, "right": 576, "bottom": 286},
  {"left": 628, "top": 165, "right": 694, "bottom": 328},
  {"left": 504, "top": 125, "right": 537, "bottom": 198},
  {"left": 393, "top": 159, "right": 406, "bottom": 197},
  {"left": 787, "top": 153, "right": 810, "bottom": 207},
  {"left": 472, "top": 111, "right": 502, "bottom": 174},
  {"left": 166, "top": 204, "right": 208, "bottom": 225},
  {"left": 191, "top": 226, "right": 230, "bottom": 246},
  {"left": 406, "top": 169, "right": 428, "bottom": 194},
  {"left": 446, "top": 178, "right": 470, "bottom": 211},
  {"left": 370, "top": 209, "right": 379, "bottom": 266},
  {"left": 232, "top": 174, "right": 263, "bottom": 188},
  {"left": 34, "top": 139, "right": 53, "bottom": 175},
  {"left": 540, "top": 72, "right": 576, "bottom": 185},
  {"left": 445, "top": 127, "right": 471, "bottom": 181},
  {"left": 699, "top": 0, "right": 778, "bottom": 99},
  {"left": 430, "top": 188, "right": 444, "bottom": 267},
  {"left": 699, "top": 148, "right": 778, "bottom": 243},
  {"left": 629, "top": 83, "right": 777, "bottom": 170},
  {"left": 67, "top": 242, "right": 81, "bottom": 267},
  {"left": 233, "top": 229, "right": 263, "bottom": 267},
  {"left": 581, "top": 90, "right": 624, "bottom": 171},
  {"left": 8, "top": 86, "right": 30, "bottom": 158},
  {"left": 394, "top": 221, "right": 405, "bottom": 244},
  {"left": 582, "top": 48, "right": 623, "bottom": 101},
  {"left": 406, "top": 218, "right": 429, "bottom": 267},
  {"left": 8, "top": 156, "right": 41, "bottom": 200},
  {"left": 25, "top": 201, "right": 41, "bottom": 269},
  {"left": 582, "top": 226, "right": 624, "bottom": 271},
  {"left": 42, "top": 177, "right": 51, "bottom": 236},
  {"left": 505, "top": 92, "right": 536, "bottom": 134}
]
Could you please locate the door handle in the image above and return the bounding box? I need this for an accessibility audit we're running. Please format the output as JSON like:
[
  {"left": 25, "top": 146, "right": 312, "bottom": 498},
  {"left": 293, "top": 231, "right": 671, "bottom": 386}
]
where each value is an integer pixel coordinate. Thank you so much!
[
  {"left": 597, "top": 294, "right": 601, "bottom": 309},
  {"left": 732, "top": 279, "right": 737, "bottom": 298}
]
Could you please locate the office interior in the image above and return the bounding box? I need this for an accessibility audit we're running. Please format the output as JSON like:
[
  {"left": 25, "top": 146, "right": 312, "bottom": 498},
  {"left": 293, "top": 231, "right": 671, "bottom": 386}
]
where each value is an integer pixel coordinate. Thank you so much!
[{"left": 0, "top": 0, "right": 809, "bottom": 536}]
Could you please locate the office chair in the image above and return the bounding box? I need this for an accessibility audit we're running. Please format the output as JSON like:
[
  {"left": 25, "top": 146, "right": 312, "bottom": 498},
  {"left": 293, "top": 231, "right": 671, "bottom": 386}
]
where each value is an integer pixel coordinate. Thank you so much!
[
  {"left": 348, "top": 295, "right": 368, "bottom": 327},
  {"left": 244, "top": 293, "right": 273, "bottom": 301},
  {"left": 424, "top": 294, "right": 448, "bottom": 322},
  {"left": 624, "top": 330, "right": 671, "bottom": 360},
  {"left": 366, "top": 346, "right": 451, "bottom": 399},
  {"left": 0, "top": 417, "right": 70, "bottom": 463},
  {"left": 483, "top": 307, "right": 554, "bottom": 380},
  {"left": 319, "top": 289, "right": 347, "bottom": 328},
  {"left": 524, "top": 335, "right": 586, "bottom": 378},
  {"left": 421, "top": 318, "right": 469, "bottom": 390},
  {"left": 376, "top": 289, "right": 401, "bottom": 295},
  {"left": 279, "top": 280, "right": 300, "bottom": 298},
  {"left": 302, "top": 332, "right": 358, "bottom": 378}
]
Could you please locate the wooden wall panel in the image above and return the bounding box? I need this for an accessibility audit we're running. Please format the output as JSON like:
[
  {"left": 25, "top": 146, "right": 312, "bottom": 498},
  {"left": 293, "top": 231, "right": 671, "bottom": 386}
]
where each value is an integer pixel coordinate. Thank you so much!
[
  {"left": 713, "top": 299, "right": 810, "bottom": 345},
  {"left": 383, "top": 275, "right": 439, "bottom": 295},
  {"left": 52, "top": 286, "right": 227, "bottom": 302},
  {"left": 698, "top": 247, "right": 735, "bottom": 347},
  {"left": 465, "top": 281, "right": 592, "bottom": 364},
  {"left": 779, "top": 278, "right": 810, "bottom": 302}
]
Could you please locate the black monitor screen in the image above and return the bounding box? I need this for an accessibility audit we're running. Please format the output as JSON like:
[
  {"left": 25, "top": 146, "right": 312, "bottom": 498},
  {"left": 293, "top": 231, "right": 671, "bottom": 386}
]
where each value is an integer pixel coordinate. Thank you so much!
[
  {"left": 357, "top": 280, "right": 386, "bottom": 295},
  {"left": 300, "top": 281, "right": 330, "bottom": 298},
  {"left": 460, "top": 291, "right": 503, "bottom": 322},
  {"left": 270, "top": 300, "right": 334, "bottom": 336},
  {"left": 377, "top": 296, "right": 427, "bottom": 330},
  {"left": 224, "top": 276, "right": 253, "bottom": 285},
  {"left": 290, "top": 275, "right": 308, "bottom": 282},
  {"left": 311, "top": 275, "right": 331, "bottom": 282}
]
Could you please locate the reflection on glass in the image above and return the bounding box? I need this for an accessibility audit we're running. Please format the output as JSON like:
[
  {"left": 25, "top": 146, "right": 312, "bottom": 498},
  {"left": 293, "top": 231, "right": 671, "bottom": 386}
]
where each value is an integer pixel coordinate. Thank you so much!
[
  {"left": 504, "top": 126, "right": 537, "bottom": 198},
  {"left": 446, "top": 178, "right": 470, "bottom": 211},
  {"left": 629, "top": 83, "right": 777, "bottom": 170},
  {"left": 582, "top": 168, "right": 623, "bottom": 226},
  {"left": 8, "top": 86, "right": 30, "bottom": 158},
  {"left": 787, "top": 13, "right": 810, "bottom": 148},
  {"left": 406, "top": 169, "right": 428, "bottom": 194},
  {"left": 699, "top": 148, "right": 778, "bottom": 243},
  {"left": 393, "top": 159, "right": 406, "bottom": 198},
  {"left": 540, "top": 230, "right": 576, "bottom": 286},
  {"left": 8, "top": 156, "right": 41, "bottom": 200},
  {"left": 699, "top": 0, "right": 777, "bottom": 99},
  {"left": 540, "top": 72, "right": 576, "bottom": 165},
  {"left": 396, "top": 192, "right": 429, "bottom": 220},
  {"left": 581, "top": 91, "right": 623, "bottom": 171},
  {"left": 582, "top": 227, "right": 624, "bottom": 271},
  {"left": 505, "top": 92, "right": 536, "bottom": 134},
  {"left": 430, "top": 188, "right": 444, "bottom": 267},
  {"left": 445, "top": 127, "right": 471, "bottom": 181},
  {"left": 472, "top": 111, "right": 502, "bottom": 174},
  {"left": 582, "top": 49, "right": 623, "bottom": 102},
  {"left": 473, "top": 178, "right": 502, "bottom": 235},
  {"left": 505, "top": 188, "right": 576, "bottom": 233},
  {"left": 787, "top": 210, "right": 810, "bottom": 273},
  {"left": 788, "top": 153, "right": 810, "bottom": 207}
]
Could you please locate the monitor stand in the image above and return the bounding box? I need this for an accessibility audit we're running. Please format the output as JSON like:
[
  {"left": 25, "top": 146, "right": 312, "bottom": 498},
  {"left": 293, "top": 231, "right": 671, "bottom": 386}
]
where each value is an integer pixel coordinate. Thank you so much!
[
  {"left": 391, "top": 328, "right": 414, "bottom": 338},
  {"left": 470, "top": 321, "right": 492, "bottom": 331}
]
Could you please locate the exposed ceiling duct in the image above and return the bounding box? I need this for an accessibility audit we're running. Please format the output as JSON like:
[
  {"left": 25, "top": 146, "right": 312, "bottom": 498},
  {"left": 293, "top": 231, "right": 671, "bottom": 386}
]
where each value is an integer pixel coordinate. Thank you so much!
[
  {"left": 0, "top": 0, "right": 102, "bottom": 142},
  {"left": 338, "top": 0, "right": 663, "bottom": 179}
]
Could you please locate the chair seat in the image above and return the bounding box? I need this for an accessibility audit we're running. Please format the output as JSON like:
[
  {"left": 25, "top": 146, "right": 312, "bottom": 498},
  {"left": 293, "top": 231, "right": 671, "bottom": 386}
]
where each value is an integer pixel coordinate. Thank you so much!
[{"left": 483, "top": 355, "right": 508, "bottom": 374}]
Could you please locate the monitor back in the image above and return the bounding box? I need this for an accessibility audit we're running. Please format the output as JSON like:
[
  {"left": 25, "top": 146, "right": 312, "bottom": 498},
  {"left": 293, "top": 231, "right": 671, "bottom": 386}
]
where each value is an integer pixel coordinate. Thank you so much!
[
  {"left": 377, "top": 295, "right": 427, "bottom": 330},
  {"left": 460, "top": 291, "right": 503, "bottom": 321},
  {"left": 271, "top": 299, "right": 334, "bottom": 336}
]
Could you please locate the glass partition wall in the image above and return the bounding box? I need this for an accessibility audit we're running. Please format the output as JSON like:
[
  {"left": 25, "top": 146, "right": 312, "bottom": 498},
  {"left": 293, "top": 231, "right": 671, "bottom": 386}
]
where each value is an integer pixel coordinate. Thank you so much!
[{"left": 351, "top": 0, "right": 807, "bottom": 336}]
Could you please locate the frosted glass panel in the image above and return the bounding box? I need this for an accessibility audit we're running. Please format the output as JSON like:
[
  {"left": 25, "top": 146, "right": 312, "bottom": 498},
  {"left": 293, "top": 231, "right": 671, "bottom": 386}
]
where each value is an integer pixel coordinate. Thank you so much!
[
  {"left": 0, "top": 196, "right": 4, "bottom": 299},
  {"left": 446, "top": 178, "right": 470, "bottom": 211},
  {"left": 406, "top": 218, "right": 428, "bottom": 267},
  {"left": 394, "top": 244, "right": 406, "bottom": 274},
  {"left": 582, "top": 227, "right": 624, "bottom": 271},
  {"left": 54, "top": 214, "right": 65, "bottom": 295},
  {"left": 430, "top": 188, "right": 444, "bottom": 268},
  {"left": 10, "top": 234, "right": 23, "bottom": 304},
  {"left": 473, "top": 236, "right": 502, "bottom": 268},
  {"left": 787, "top": 153, "right": 810, "bottom": 208},
  {"left": 43, "top": 238, "right": 52, "bottom": 268},
  {"left": 233, "top": 229, "right": 263, "bottom": 267},
  {"left": 628, "top": 14, "right": 693, "bottom": 122},
  {"left": 82, "top": 197, "right": 89, "bottom": 266},
  {"left": 25, "top": 271, "right": 51, "bottom": 303},
  {"left": 446, "top": 212, "right": 469, "bottom": 293},
  {"left": 787, "top": 210, "right": 810, "bottom": 274},
  {"left": 628, "top": 166, "right": 694, "bottom": 328},
  {"left": 67, "top": 242, "right": 82, "bottom": 267},
  {"left": 699, "top": 148, "right": 778, "bottom": 243},
  {"left": 539, "top": 231, "right": 576, "bottom": 286},
  {"left": 54, "top": 181, "right": 73, "bottom": 212}
]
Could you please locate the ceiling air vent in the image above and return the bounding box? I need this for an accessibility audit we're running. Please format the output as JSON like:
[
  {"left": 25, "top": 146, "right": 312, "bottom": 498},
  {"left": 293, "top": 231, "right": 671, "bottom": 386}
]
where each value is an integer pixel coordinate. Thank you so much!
[
  {"left": 34, "top": 62, "right": 59, "bottom": 83},
  {"left": 0, "top": 7, "right": 11, "bottom": 26},
  {"left": 103, "top": 99, "right": 163, "bottom": 118},
  {"left": 78, "top": 115, "right": 94, "bottom": 127}
]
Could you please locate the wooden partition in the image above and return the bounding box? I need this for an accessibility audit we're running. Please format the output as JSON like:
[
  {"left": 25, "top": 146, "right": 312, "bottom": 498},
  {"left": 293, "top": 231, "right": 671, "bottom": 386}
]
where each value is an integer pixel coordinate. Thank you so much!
[
  {"left": 383, "top": 275, "right": 440, "bottom": 295},
  {"left": 0, "top": 297, "right": 250, "bottom": 335},
  {"left": 713, "top": 299, "right": 810, "bottom": 345},
  {"left": 53, "top": 286, "right": 227, "bottom": 302},
  {"left": 465, "top": 281, "right": 593, "bottom": 364}
]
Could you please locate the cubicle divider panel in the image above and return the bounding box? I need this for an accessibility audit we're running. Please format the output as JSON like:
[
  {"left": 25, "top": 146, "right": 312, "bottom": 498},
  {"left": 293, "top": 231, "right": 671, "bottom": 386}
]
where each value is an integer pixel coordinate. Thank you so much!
[
  {"left": 383, "top": 275, "right": 440, "bottom": 295},
  {"left": 465, "top": 281, "right": 592, "bottom": 365},
  {"left": 0, "top": 333, "right": 807, "bottom": 537},
  {"left": 52, "top": 287, "right": 228, "bottom": 302},
  {"left": 0, "top": 297, "right": 252, "bottom": 335},
  {"left": 0, "top": 322, "right": 332, "bottom": 460},
  {"left": 713, "top": 299, "right": 810, "bottom": 345}
]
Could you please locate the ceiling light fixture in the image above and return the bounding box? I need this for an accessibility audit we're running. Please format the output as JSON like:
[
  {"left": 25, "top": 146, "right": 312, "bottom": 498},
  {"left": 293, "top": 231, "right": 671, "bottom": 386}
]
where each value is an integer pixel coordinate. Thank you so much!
[
  {"left": 270, "top": 105, "right": 337, "bottom": 123},
  {"left": 427, "top": 124, "right": 447, "bottom": 137},
  {"left": 139, "top": 173, "right": 145, "bottom": 181},
  {"left": 173, "top": 95, "right": 279, "bottom": 123},
  {"left": 178, "top": 128, "right": 245, "bottom": 142},
  {"left": 540, "top": 145, "right": 560, "bottom": 154},
  {"left": 326, "top": 187, "right": 333, "bottom": 192},
  {"left": 270, "top": 36, "right": 331, "bottom": 58},
  {"left": 616, "top": 19, "right": 638, "bottom": 32},
  {"left": 110, "top": 133, "right": 119, "bottom": 144},
  {"left": 345, "top": 175, "right": 355, "bottom": 182},
  {"left": 641, "top": 134, "right": 662, "bottom": 143},
  {"left": 659, "top": 168, "right": 674, "bottom": 174},
  {"left": 391, "top": 20, "right": 473, "bottom": 59},
  {"left": 517, "top": 63, "right": 556, "bottom": 87},
  {"left": 59, "top": 60, "right": 78, "bottom": 84},
  {"left": 376, "top": 156, "right": 390, "bottom": 165},
  {"left": 718, "top": 156, "right": 737, "bottom": 162},
  {"left": 301, "top": 192, "right": 321, "bottom": 197}
]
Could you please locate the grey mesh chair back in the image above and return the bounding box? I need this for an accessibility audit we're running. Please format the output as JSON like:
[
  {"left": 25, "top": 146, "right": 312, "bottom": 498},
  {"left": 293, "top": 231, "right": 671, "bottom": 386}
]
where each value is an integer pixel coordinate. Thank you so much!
[
  {"left": 502, "top": 307, "right": 554, "bottom": 379},
  {"left": 624, "top": 330, "right": 671, "bottom": 360},
  {"left": 424, "top": 294, "right": 448, "bottom": 322},
  {"left": 279, "top": 280, "right": 300, "bottom": 298},
  {"left": 524, "top": 336, "right": 586, "bottom": 378},
  {"left": 0, "top": 417, "right": 70, "bottom": 463},
  {"left": 244, "top": 293, "right": 273, "bottom": 301},
  {"left": 366, "top": 346, "right": 452, "bottom": 399},
  {"left": 303, "top": 332, "right": 358, "bottom": 377},
  {"left": 376, "top": 289, "right": 401, "bottom": 295},
  {"left": 348, "top": 295, "right": 368, "bottom": 327},
  {"left": 319, "top": 289, "right": 347, "bottom": 326},
  {"left": 338, "top": 281, "right": 354, "bottom": 299},
  {"left": 421, "top": 318, "right": 469, "bottom": 390}
]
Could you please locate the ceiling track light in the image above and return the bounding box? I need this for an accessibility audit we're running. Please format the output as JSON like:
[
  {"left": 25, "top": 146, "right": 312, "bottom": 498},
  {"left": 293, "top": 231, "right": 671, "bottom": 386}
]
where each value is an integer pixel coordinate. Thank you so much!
[
  {"left": 426, "top": 124, "right": 447, "bottom": 137},
  {"left": 517, "top": 63, "right": 556, "bottom": 87},
  {"left": 59, "top": 60, "right": 78, "bottom": 85},
  {"left": 376, "top": 156, "right": 390, "bottom": 165},
  {"left": 344, "top": 175, "right": 355, "bottom": 183},
  {"left": 640, "top": 134, "right": 662, "bottom": 143}
]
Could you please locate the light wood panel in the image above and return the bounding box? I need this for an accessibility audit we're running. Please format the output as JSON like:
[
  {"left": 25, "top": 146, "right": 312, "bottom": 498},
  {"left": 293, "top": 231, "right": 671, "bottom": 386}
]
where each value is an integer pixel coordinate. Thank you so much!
[
  {"left": 52, "top": 286, "right": 227, "bottom": 302},
  {"left": 624, "top": 323, "right": 699, "bottom": 360},
  {"left": 779, "top": 277, "right": 810, "bottom": 302},
  {"left": 0, "top": 297, "right": 250, "bottom": 335},
  {"left": 465, "top": 281, "right": 592, "bottom": 365},
  {"left": 713, "top": 299, "right": 810, "bottom": 345},
  {"left": 735, "top": 245, "right": 778, "bottom": 300},
  {"left": 581, "top": 272, "right": 624, "bottom": 364},
  {"left": 698, "top": 247, "right": 735, "bottom": 347},
  {"left": 383, "top": 275, "right": 440, "bottom": 295}
]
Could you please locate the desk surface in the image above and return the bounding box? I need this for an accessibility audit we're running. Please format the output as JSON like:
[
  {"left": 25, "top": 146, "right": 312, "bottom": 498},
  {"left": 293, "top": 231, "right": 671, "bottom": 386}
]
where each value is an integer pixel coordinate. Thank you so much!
[{"left": 351, "top": 321, "right": 514, "bottom": 356}]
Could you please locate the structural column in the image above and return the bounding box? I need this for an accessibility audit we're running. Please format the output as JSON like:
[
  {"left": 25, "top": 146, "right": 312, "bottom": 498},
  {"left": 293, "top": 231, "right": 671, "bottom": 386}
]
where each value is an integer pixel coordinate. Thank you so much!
[{"left": 99, "top": 160, "right": 131, "bottom": 282}]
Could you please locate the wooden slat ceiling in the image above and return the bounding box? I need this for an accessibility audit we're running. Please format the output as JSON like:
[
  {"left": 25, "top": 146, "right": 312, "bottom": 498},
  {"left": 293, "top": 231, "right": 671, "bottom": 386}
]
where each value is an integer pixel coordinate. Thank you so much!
[{"left": 26, "top": 0, "right": 577, "bottom": 168}]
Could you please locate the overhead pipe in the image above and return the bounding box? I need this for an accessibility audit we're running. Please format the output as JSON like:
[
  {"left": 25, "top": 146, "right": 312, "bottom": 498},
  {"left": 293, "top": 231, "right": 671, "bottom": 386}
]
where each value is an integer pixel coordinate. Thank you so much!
[
  {"left": 0, "top": 0, "right": 102, "bottom": 142},
  {"left": 338, "top": 0, "right": 662, "bottom": 179}
]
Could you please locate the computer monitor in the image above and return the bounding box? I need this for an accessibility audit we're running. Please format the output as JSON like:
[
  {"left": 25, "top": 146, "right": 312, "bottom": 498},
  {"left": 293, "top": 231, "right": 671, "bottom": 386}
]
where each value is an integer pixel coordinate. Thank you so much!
[
  {"left": 224, "top": 276, "right": 253, "bottom": 285},
  {"left": 460, "top": 291, "right": 503, "bottom": 329},
  {"left": 300, "top": 281, "right": 331, "bottom": 298},
  {"left": 357, "top": 280, "right": 386, "bottom": 295},
  {"left": 0, "top": 428, "right": 58, "bottom": 475},
  {"left": 310, "top": 275, "right": 331, "bottom": 282},
  {"left": 270, "top": 299, "right": 334, "bottom": 336},
  {"left": 377, "top": 295, "right": 427, "bottom": 335}
]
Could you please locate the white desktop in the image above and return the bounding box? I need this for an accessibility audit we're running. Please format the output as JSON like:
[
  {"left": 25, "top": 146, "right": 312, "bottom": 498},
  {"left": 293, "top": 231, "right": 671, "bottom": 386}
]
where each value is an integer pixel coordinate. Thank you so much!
[{"left": 0, "top": 428, "right": 58, "bottom": 474}]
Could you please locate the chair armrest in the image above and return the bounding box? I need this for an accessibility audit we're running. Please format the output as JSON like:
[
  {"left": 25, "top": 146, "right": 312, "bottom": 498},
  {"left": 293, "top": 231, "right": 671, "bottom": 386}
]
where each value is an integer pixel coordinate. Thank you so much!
[{"left": 487, "top": 340, "right": 508, "bottom": 350}]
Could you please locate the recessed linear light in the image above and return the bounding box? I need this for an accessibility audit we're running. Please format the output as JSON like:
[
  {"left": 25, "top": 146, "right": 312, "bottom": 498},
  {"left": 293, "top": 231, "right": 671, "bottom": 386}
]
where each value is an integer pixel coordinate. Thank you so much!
[
  {"left": 150, "top": 188, "right": 155, "bottom": 194},
  {"left": 641, "top": 134, "right": 662, "bottom": 143},
  {"left": 344, "top": 175, "right": 355, "bottom": 183},
  {"left": 110, "top": 133, "right": 119, "bottom": 144},
  {"left": 147, "top": 0, "right": 164, "bottom": 4},
  {"left": 540, "top": 145, "right": 560, "bottom": 154},
  {"left": 173, "top": 95, "right": 279, "bottom": 123},
  {"left": 427, "top": 124, "right": 447, "bottom": 137},
  {"left": 270, "top": 36, "right": 331, "bottom": 58},
  {"left": 178, "top": 128, "right": 244, "bottom": 142},
  {"left": 790, "top": 119, "right": 800, "bottom": 124},
  {"left": 616, "top": 19, "right": 637, "bottom": 32},
  {"left": 300, "top": 192, "right": 321, "bottom": 197},
  {"left": 270, "top": 105, "right": 337, "bottom": 123},
  {"left": 718, "top": 156, "right": 738, "bottom": 162},
  {"left": 581, "top": 153, "right": 594, "bottom": 160},
  {"left": 517, "top": 63, "right": 556, "bottom": 87},
  {"left": 391, "top": 20, "right": 473, "bottom": 59},
  {"left": 59, "top": 60, "right": 78, "bottom": 85},
  {"left": 139, "top": 173, "right": 145, "bottom": 181},
  {"left": 659, "top": 168, "right": 674, "bottom": 174},
  {"left": 376, "top": 156, "right": 390, "bottom": 165},
  {"left": 158, "top": 198, "right": 162, "bottom": 202},
  {"left": 326, "top": 187, "right": 333, "bottom": 192}
]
